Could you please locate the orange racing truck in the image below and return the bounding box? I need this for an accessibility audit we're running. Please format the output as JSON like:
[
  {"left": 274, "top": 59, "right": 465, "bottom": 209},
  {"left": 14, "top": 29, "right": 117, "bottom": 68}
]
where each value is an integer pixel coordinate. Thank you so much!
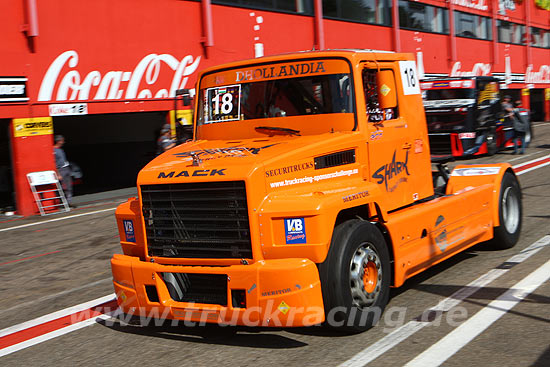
[{"left": 111, "top": 50, "right": 522, "bottom": 332}]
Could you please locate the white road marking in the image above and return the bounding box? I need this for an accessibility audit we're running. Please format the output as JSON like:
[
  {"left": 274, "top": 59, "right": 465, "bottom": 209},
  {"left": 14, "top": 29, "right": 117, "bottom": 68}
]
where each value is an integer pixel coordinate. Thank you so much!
[
  {"left": 0, "top": 308, "right": 122, "bottom": 358},
  {"left": 507, "top": 151, "right": 539, "bottom": 162},
  {"left": 404, "top": 259, "right": 550, "bottom": 367},
  {"left": 341, "top": 321, "right": 426, "bottom": 367},
  {"left": 338, "top": 235, "right": 550, "bottom": 367},
  {"left": 0, "top": 278, "right": 112, "bottom": 317},
  {"left": 0, "top": 207, "right": 116, "bottom": 233},
  {"left": 0, "top": 294, "right": 115, "bottom": 338}
]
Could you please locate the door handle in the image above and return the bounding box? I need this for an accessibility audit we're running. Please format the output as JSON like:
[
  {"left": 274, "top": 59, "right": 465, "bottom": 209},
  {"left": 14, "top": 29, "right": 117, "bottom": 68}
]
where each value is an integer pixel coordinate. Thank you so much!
[{"left": 402, "top": 142, "right": 412, "bottom": 149}]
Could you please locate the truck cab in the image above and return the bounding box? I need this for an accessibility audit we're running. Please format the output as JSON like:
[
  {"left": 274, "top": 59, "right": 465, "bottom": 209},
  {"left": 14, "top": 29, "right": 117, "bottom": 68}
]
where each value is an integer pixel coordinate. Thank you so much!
[{"left": 111, "top": 50, "right": 522, "bottom": 332}]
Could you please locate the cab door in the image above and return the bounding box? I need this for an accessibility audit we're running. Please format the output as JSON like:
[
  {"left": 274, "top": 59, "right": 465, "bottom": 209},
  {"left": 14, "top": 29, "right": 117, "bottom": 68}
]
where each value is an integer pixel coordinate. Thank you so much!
[{"left": 362, "top": 61, "right": 432, "bottom": 211}]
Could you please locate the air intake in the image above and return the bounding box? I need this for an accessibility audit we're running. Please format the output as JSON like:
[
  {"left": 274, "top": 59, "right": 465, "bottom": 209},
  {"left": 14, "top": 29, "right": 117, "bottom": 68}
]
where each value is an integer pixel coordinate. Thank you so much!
[{"left": 314, "top": 149, "right": 356, "bottom": 169}]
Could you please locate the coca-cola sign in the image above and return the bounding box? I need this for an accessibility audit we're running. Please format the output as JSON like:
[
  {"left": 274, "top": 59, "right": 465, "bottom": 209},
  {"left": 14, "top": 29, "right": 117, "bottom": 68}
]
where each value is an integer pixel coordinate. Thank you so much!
[
  {"left": 451, "top": 0, "right": 488, "bottom": 11},
  {"left": 38, "top": 50, "right": 201, "bottom": 102},
  {"left": 525, "top": 65, "right": 550, "bottom": 84},
  {"left": 450, "top": 62, "right": 492, "bottom": 77}
]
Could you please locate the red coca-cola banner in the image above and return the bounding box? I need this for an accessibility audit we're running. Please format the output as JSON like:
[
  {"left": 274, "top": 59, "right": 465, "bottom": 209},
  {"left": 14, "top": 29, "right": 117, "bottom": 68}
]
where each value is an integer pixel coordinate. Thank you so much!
[{"left": 37, "top": 51, "right": 202, "bottom": 102}]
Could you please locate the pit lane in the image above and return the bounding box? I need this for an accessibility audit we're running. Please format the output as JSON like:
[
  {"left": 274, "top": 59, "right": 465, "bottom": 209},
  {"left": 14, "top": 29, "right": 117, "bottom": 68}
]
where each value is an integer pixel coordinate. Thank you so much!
[{"left": 1, "top": 123, "right": 549, "bottom": 366}]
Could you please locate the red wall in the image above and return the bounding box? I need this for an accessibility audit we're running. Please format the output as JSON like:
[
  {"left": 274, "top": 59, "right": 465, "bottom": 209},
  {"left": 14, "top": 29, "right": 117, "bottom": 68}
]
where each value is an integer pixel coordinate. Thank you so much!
[{"left": 0, "top": 0, "right": 548, "bottom": 215}]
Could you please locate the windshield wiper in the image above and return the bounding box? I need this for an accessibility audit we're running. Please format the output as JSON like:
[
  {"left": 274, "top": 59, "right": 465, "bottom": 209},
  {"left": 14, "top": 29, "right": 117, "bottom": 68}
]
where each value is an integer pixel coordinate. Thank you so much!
[{"left": 255, "top": 126, "right": 301, "bottom": 136}]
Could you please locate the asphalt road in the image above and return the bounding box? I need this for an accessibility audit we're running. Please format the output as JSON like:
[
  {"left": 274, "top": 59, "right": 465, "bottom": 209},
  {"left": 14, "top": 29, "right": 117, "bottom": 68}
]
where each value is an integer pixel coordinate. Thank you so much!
[{"left": 1, "top": 124, "right": 549, "bottom": 366}]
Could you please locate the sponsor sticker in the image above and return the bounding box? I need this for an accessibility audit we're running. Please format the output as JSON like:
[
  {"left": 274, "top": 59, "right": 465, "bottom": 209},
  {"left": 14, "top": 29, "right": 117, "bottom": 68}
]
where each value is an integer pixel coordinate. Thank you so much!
[
  {"left": 370, "top": 130, "right": 383, "bottom": 140},
  {"left": 372, "top": 150, "right": 410, "bottom": 191},
  {"left": 414, "top": 139, "right": 423, "bottom": 153},
  {"left": 269, "top": 168, "right": 359, "bottom": 188},
  {"left": 342, "top": 191, "right": 369, "bottom": 203},
  {"left": 265, "top": 161, "right": 314, "bottom": 178},
  {"left": 13, "top": 117, "right": 53, "bottom": 137},
  {"left": 380, "top": 84, "right": 391, "bottom": 96},
  {"left": 451, "top": 167, "right": 500, "bottom": 176},
  {"left": 262, "top": 288, "right": 292, "bottom": 297},
  {"left": 284, "top": 218, "right": 306, "bottom": 244},
  {"left": 278, "top": 301, "right": 290, "bottom": 315},
  {"left": 123, "top": 220, "right": 136, "bottom": 242},
  {"left": 458, "top": 132, "right": 476, "bottom": 139}
]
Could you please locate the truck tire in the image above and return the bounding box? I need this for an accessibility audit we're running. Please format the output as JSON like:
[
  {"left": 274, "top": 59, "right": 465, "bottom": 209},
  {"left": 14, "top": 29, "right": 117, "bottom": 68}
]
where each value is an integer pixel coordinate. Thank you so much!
[
  {"left": 319, "top": 219, "right": 391, "bottom": 333},
  {"left": 486, "top": 128, "right": 498, "bottom": 156},
  {"left": 491, "top": 171, "right": 522, "bottom": 249}
]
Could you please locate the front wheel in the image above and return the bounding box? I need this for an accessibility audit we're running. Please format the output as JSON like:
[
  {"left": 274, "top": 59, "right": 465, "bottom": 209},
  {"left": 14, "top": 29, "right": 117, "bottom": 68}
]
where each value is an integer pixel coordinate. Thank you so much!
[
  {"left": 319, "top": 220, "right": 391, "bottom": 333},
  {"left": 491, "top": 171, "right": 522, "bottom": 249}
]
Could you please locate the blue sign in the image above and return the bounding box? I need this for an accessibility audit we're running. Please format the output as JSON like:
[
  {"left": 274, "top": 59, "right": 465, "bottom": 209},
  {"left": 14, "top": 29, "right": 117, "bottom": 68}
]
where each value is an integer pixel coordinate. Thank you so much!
[
  {"left": 123, "top": 220, "right": 135, "bottom": 242},
  {"left": 284, "top": 218, "right": 306, "bottom": 244}
]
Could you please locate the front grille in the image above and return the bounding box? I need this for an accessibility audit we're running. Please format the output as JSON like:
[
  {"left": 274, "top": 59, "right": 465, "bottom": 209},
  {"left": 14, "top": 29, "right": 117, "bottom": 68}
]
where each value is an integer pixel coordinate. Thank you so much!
[
  {"left": 428, "top": 134, "right": 452, "bottom": 156},
  {"left": 141, "top": 181, "right": 252, "bottom": 258},
  {"left": 426, "top": 113, "right": 467, "bottom": 133},
  {"left": 161, "top": 273, "right": 227, "bottom": 306}
]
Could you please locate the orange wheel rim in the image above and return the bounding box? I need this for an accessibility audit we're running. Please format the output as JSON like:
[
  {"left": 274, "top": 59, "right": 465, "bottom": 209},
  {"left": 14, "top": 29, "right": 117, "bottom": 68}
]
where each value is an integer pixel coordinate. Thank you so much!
[{"left": 363, "top": 261, "right": 378, "bottom": 293}]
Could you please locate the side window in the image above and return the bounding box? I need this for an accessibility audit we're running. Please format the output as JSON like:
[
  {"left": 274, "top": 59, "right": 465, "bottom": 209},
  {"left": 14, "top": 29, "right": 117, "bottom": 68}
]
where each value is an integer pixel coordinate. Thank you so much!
[{"left": 363, "top": 69, "right": 398, "bottom": 122}]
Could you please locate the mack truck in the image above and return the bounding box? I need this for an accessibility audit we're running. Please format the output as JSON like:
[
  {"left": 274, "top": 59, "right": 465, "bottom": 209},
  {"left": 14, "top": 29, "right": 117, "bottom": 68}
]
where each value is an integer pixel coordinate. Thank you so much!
[
  {"left": 111, "top": 50, "right": 522, "bottom": 332},
  {"left": 421, "top": 76, "right": 532, "bottom": 158}
]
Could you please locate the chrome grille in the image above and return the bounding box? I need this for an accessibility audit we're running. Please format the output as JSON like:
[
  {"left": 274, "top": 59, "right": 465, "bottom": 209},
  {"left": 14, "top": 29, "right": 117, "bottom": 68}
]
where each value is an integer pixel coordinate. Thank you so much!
[{"left": 141, "top": 181, "right": 252, "bottom": 258}]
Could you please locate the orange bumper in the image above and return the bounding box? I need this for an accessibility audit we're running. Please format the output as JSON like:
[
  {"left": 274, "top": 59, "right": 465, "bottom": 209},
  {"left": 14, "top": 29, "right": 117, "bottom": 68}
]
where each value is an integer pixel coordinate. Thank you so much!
[{"left": 111, "top": 254, "right": 325, "bottom": 327}]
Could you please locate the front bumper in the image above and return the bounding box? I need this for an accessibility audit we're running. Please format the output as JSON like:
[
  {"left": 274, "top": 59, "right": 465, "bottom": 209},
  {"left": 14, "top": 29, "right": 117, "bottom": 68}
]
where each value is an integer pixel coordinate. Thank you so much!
[{"left": 111, "top": 254, "right": 325, "bottom": 327}]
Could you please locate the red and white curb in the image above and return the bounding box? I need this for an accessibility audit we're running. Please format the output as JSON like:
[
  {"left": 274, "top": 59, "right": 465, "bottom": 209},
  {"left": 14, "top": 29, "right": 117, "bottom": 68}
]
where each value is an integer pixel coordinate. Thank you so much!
[
  {"left": 513, "top": 153, "right": 550, "bottom": 175},
  {"left": 0, "top": 295, "right": 118, "bottom": 357}
]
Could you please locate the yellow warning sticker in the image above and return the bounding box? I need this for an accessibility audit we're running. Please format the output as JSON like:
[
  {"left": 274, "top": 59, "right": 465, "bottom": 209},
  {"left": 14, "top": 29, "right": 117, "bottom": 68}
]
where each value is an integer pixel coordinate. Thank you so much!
[
  {"left": 120, "top": 291, "right": 127, "bottom": 302},
  {"left": 278, "top": 300, "right": 290, "bottom": 315},
  {"left": 380, "top": 84, "right": 391, "bottom": 97}
]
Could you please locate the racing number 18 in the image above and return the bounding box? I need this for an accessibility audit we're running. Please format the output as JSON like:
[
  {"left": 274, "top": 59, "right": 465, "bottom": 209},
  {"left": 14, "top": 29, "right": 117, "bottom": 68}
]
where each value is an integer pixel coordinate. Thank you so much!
[
  {"left": 403, "top": 68, "right": 416, "bottom": 88},
  {"left": 212, "top": 92, "right": 233, "bottom": 115},
  {"left": 399, "top": 61, "right": 421, "bottom": 95}
]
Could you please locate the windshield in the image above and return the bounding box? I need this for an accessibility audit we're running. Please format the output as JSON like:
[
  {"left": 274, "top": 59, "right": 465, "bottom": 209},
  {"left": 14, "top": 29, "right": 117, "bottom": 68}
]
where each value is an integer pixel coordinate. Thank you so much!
[{"left": 197, "top": 60, "right": 354, "bottom": 126}]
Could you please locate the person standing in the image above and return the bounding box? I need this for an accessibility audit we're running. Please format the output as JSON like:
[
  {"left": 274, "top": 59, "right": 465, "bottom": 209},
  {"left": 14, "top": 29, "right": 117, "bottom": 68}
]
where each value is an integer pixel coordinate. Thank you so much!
[
  {"left": 53, "top": 135, "right": 74, "bottom": 207},
  {"left": 502, "top": 95, "right": 526, "bottom": 155},
  {"left": 156, "top": 126, "right": 176, "bottom": 155}
]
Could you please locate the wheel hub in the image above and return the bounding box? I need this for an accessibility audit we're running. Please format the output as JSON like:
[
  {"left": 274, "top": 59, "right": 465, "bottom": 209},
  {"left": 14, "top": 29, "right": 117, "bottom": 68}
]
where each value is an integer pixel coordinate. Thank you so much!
[{"left": 350, "top": 243, "right": 382, "bottom": 308}]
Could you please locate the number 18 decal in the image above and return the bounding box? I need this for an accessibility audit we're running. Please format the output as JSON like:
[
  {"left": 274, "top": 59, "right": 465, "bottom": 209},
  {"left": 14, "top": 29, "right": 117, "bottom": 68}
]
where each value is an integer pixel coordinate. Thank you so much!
[
  {"left": 398, "top": 61, "right": 421, "bottom": 95},
  {"left": 205, "top": 85, "right": 241, "bottom": 123}
]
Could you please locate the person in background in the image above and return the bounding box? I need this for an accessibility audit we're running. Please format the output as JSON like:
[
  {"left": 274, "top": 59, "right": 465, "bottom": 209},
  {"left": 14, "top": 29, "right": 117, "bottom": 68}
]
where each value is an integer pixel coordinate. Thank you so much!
[
  {"left": 502, "top": 95, "right": 526, "bottom": 155},
  {"left": 53, "top": 135, "right": 74, "bottom": 207},
  {"left": 513, "top": 99, "right": 529, "bottom": 154},
  {"left": 156, "top": 126, "right": 176, "bottom": 155}
]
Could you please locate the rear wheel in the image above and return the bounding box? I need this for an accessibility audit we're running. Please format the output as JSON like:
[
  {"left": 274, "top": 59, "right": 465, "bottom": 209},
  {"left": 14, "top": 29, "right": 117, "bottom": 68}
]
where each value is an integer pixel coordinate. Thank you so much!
[
  {"left": 319, "top": 220, "right": 391, "bottom": 333},
  {"left": 491, "top": 171, "right": 522, "bottom": 249}
]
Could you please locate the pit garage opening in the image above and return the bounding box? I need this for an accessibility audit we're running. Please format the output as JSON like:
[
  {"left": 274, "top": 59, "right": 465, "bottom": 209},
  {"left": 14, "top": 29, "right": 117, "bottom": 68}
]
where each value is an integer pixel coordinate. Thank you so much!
[
  {"left": 52, "top": 112, "right": 168, "bottom": 195},
  {"left": 529, "top": 89, "right": 545, "bottom": 122},
  {"left": 0, "top": 119, "right": 15, "bottom": 212}
]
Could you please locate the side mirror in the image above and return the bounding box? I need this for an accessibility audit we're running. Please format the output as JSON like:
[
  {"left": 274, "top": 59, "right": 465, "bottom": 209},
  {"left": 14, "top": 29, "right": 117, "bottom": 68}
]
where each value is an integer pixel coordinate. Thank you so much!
[
  {"left": 377, "top": 70, "right": 397, "bottom": 109},
  {"left": 176, "top": 88, "right": 191, "bottom": 106}
]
